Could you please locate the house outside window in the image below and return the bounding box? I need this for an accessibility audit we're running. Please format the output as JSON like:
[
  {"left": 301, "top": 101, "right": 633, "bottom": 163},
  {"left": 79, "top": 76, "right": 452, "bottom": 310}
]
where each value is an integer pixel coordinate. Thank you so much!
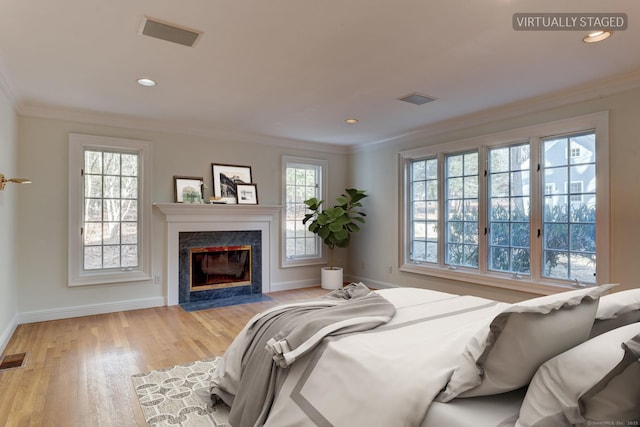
[
  {"left": 68, "top": 134, "right": 153, "bottom": 286},
  {"left": 544, "top": 183, "right": 555, "bottom": 195},
  {"left": 542, "top": 132, "right": 596, "bottom": 283},
  {"left": 281, "top": 156, "right": 327, "bottom": 267},
  {"left": 399, "top": 112, "right": 609, "bottom": 293},
  {"left": 569, "top": 181, "right": 584, "bottom": 203}
]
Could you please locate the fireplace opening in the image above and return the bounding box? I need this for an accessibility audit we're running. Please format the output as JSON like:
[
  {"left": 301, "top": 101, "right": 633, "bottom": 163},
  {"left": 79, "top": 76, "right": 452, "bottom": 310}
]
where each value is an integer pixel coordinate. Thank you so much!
[{"left": 190, "top": 245, "right": 252, "bottom": 291}]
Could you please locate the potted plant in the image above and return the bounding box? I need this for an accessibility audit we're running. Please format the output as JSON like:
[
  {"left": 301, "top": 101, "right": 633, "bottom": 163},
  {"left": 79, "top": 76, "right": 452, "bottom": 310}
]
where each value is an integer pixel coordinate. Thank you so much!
[{"left": 303, "top": 188, "right": 367, "bottom": 289}]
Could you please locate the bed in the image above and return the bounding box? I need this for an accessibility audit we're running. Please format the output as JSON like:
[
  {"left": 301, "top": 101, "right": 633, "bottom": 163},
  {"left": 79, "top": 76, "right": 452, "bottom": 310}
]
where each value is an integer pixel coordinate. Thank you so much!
[{"left": 207, "top": 283, "right": 640, "bottom": 427}]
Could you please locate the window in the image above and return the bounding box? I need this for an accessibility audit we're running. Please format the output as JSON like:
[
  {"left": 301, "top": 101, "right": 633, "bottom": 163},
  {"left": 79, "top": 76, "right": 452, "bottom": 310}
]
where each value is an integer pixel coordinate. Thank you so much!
[
  {"left": 410, "top": 158, "right": 438, "bottom": 263},
  {"left": 488, "top": 143, "right": 530, "bottom": 275},
  {"left": 68, "top": 134, "right": 153, "bottom": 286},
  {"left": 568, "top": 182, "right": 584, "bottom": 203},
  {"left": 544, "top": 183, "right": 555, "bottom": 195},
  {"left": 543, "top": 132, "right": 596, "bottom": 284},
  {"left": 281, "top": 156, "right": 327, "bottom": 267},
  {"left": 400, "top": 112, "right": 609, "bottom": 292},
  {"left": 446, "top": 152, "right": 479, "bottom": 268}
]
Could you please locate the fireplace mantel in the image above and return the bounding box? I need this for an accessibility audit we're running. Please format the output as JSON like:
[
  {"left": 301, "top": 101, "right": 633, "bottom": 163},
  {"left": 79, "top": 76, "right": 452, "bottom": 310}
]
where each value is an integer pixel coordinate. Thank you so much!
[
  {"left": 154, "top": 203, "right": 282, "bottom": 222},
  {"left": 155, "top": 203, "right": 282, "bottom": 305}
]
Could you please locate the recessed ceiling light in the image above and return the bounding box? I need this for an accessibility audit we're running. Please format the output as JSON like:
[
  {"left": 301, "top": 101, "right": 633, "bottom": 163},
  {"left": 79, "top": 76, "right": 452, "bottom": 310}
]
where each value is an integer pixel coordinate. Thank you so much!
[
  {"left": 137, "top": 78, "right": 157, "bottom": 87},
  {"left": 345, "top": 118, "right": 359, "bottom": 124},
  {"left": 583, "top": 30, "right": 613, "bottom": 43}
]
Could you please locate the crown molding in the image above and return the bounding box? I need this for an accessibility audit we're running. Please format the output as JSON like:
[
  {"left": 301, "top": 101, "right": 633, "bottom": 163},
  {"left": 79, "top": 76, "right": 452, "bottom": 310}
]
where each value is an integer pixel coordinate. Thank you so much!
[
  {"left": 10, "top": 65, "right": 640, "bottom": 155},
  {"left": 18, "top": 102, "right": 350, "bottom": 155},
  {"left": 352, "top": 69, "right": 640, "bottom": 153}
]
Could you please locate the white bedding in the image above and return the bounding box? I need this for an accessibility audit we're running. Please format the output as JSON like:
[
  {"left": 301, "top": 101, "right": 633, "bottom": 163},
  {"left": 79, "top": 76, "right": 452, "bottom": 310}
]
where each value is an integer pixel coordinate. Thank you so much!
[
  {"left": 260, "top": 288, "right": 509, "bottom": 427},
  {"left": 421, "top": 388, "right": 525, "bottom": 427},
  {"left": 209, "top": 284, "right": 626, "bottom": 426}
]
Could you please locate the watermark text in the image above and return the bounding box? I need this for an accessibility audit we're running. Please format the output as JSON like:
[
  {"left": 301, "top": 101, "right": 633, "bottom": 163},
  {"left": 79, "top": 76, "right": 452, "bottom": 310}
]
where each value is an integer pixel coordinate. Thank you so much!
[{"left": 513, "top": 13, "right": 627, "bottom": 31}]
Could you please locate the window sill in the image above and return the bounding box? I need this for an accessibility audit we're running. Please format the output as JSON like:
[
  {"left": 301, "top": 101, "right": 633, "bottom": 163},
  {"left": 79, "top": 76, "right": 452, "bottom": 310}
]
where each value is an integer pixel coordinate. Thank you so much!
[
  {"left": 68, "top": 270, "right": 152, "bottom": 287},
  {"left": 399, "top": 262, "right": 590, "bottom": 296},
  {"left": 282, "top": 258, "right": 327, "bottom": 269}
]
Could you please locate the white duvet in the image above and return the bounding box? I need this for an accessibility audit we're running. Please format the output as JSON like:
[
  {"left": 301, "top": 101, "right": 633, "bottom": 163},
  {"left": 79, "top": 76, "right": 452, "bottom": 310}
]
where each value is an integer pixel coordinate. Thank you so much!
[{"left": 259, "top": 288, "right": 508, "bottom": 427}]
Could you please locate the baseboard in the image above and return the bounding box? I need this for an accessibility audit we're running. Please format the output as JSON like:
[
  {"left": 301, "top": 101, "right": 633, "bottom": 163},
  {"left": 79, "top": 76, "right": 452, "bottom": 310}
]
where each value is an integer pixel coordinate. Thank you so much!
[
  {"left": 269, "top": 279, "right": 319, "bottom": 293},
  {"left": 0, "top": 315, "right": 18, "bottom": 355},
  {"left": 346, "top": 275, "right": 399, "bottom": 290},
  {"left": 270, "top": 277, "right": 399, "bottom": 293},
  {"left": 16, "top": 297, "right": 167, "bottom": 325}
]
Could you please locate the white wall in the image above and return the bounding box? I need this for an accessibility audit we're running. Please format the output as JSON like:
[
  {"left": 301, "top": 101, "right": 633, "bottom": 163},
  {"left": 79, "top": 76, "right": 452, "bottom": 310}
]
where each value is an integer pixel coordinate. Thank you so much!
[
  {"left": 0, "top": 83, "right": 19, "bottom": 352},
  {"left": 15, "top": 117, "right": 349, "bottom": 320},
  {"left": 12, "top": 86, "right": 640, "bottom": 322},
  {"left": 348, "top": 87, "right": 640, "bottom": 302}
]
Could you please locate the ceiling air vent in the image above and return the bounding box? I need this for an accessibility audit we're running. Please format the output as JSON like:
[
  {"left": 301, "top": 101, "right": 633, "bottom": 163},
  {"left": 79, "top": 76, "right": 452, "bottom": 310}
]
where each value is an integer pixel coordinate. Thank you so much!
[
  {"left": 398, "top": 92, "right": 437, "bottom": 106},
  {"left": 139, "top": 17, "right": 202, "bottom": 47}
]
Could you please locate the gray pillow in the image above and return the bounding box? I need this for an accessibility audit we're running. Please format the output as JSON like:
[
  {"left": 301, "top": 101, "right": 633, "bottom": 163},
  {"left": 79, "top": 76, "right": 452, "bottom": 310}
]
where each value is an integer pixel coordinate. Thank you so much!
[
  {"left": 515, "top": 323, "right": 640, "bottom": 427},
  {"left": 580, "top": 333, "right": 640, "bottom": 422},
  {"left": 437, "top": 284, "right": 615, "bottom": 401}
]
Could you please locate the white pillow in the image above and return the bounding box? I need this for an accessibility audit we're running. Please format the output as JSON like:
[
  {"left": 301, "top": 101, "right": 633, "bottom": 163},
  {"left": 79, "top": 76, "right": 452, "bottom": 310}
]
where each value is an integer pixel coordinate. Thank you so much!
[
  {"left": 590, "top": 288, "right": 640, "bottom": 337},
  {"left": 515, "top": 323, "right": 640, "bottom": 427},
  {"left": 437, "top": 284, "right": 615, "bottom": 401}
]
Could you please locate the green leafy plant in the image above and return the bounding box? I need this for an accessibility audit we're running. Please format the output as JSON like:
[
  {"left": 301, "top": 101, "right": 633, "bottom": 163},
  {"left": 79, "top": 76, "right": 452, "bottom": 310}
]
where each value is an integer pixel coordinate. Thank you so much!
[{"left": 303, "top": 188, "right": 368, "bottom": 269}]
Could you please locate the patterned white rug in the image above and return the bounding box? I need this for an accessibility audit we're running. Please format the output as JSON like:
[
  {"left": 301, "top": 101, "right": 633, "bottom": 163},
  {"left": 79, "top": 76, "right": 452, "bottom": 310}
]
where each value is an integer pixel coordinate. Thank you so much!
[{"left": 132, "top": 357, "right": 230, "bottom": 426}]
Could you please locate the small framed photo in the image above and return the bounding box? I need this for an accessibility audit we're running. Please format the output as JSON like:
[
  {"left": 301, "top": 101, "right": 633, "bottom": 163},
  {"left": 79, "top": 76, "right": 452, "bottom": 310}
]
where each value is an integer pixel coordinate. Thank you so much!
[
  {"left": 236, "top": 183, "right": 259, "bottom": 205},
  {"left": 174, "top": 176, "right": 204, "bottom": 203},
  {"left": 211, "top": 163, "right": 252, "bottom": 204}
]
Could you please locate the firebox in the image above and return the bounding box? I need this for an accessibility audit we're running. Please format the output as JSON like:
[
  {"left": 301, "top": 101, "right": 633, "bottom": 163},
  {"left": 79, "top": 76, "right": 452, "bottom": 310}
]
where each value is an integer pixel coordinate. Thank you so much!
[{"left": 189, "top": 245, "right": 252, "bottom": 291}]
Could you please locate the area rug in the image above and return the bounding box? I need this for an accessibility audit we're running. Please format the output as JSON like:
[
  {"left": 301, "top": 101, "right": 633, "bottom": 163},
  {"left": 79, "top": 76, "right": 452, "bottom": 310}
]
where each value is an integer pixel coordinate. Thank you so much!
[{"left": 132, "top": 357, "right": 230, "bottom": 426}]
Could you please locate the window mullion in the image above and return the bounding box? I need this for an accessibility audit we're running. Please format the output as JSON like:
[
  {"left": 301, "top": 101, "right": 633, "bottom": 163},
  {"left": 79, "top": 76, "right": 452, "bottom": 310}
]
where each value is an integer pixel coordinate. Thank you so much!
[
  {"left": 436, "top": 152, "right": 446, "bottom": 268},
  {"left": 594, "top": 115, "right": 610, "bottom": 284},
  {"left": 529, "top": 137, "right": 543, "bottom": 282},
  {"left": 405, "top": 156, "right": 416, "bottom": 265},
  {"left": 477, "top": 146, "right": 488, "bottom": 273}
]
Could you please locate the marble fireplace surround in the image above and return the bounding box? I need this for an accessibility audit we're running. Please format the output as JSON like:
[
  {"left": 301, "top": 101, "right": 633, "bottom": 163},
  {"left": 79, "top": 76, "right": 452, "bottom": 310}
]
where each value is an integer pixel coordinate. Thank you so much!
[{"left": 154, "top": 203, "right": 281, "bottom": 306}]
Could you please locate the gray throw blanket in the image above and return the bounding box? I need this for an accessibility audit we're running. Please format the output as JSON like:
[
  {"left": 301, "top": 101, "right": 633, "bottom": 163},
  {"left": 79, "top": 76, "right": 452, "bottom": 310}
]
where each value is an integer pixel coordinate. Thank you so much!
[{"left": 209, "top": 282, "right": 396, "bottom": 427}]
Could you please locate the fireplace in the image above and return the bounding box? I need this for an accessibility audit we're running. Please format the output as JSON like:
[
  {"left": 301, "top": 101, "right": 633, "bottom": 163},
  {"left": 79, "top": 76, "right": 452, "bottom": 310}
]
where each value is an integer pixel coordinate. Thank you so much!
[
  {"left": 179, "top": 230, "right": 261, "bottom": 305},
  {"left": 190, "top": 245, "right": 252, "bottom": 290},
  {"left": 154, "top": 203, "right": 281, "bottom": 306}
]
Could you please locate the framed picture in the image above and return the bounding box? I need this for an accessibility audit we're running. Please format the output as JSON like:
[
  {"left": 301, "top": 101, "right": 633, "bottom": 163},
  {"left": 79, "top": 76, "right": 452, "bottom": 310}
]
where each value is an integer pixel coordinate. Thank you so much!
[
  {"left": 174, "top": 176, "right": 204, "bottom": 203},
  {"left": 236, "top": 183, "right": 259, "bottom": 205},
  {"left": 211, "top": 163, "right": 252, "bottom": 204}
]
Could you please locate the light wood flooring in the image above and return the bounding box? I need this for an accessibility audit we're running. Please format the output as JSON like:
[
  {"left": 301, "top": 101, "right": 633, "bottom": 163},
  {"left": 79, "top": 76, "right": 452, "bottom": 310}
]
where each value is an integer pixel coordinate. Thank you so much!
[{"left": 0, "top": 287, "right": 328, "bottom": 427}]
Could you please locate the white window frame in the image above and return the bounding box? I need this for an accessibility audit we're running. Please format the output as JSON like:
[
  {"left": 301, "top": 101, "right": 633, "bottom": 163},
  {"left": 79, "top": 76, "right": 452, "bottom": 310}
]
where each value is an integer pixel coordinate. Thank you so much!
[
  {"left": 398, "top": 112, "right": 610, "bottom": 294},
  {"left": 68, "top": 133, "right": 153, "bottom": 286},
  {"left": 281, "top": 156, "right": 328, "bottom": 268}
]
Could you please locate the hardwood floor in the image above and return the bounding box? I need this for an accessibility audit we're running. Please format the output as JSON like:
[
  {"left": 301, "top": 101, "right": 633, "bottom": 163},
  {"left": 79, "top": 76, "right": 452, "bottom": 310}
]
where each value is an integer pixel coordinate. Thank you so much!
[{"left": 0, "top": 287, "right": 328, "bottom": 427}]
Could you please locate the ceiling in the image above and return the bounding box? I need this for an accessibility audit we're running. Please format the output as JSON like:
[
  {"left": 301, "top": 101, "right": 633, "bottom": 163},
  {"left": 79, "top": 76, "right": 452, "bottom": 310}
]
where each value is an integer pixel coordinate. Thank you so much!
[{"left": 1, "top": 1, "right": 639, "bottom": 148}]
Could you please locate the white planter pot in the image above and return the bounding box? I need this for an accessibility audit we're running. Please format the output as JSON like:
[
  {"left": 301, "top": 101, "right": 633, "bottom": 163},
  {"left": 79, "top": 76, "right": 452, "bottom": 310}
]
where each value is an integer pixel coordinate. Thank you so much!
[{"left": 321, "top": 267, "right": 343, "bottom": 290}]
